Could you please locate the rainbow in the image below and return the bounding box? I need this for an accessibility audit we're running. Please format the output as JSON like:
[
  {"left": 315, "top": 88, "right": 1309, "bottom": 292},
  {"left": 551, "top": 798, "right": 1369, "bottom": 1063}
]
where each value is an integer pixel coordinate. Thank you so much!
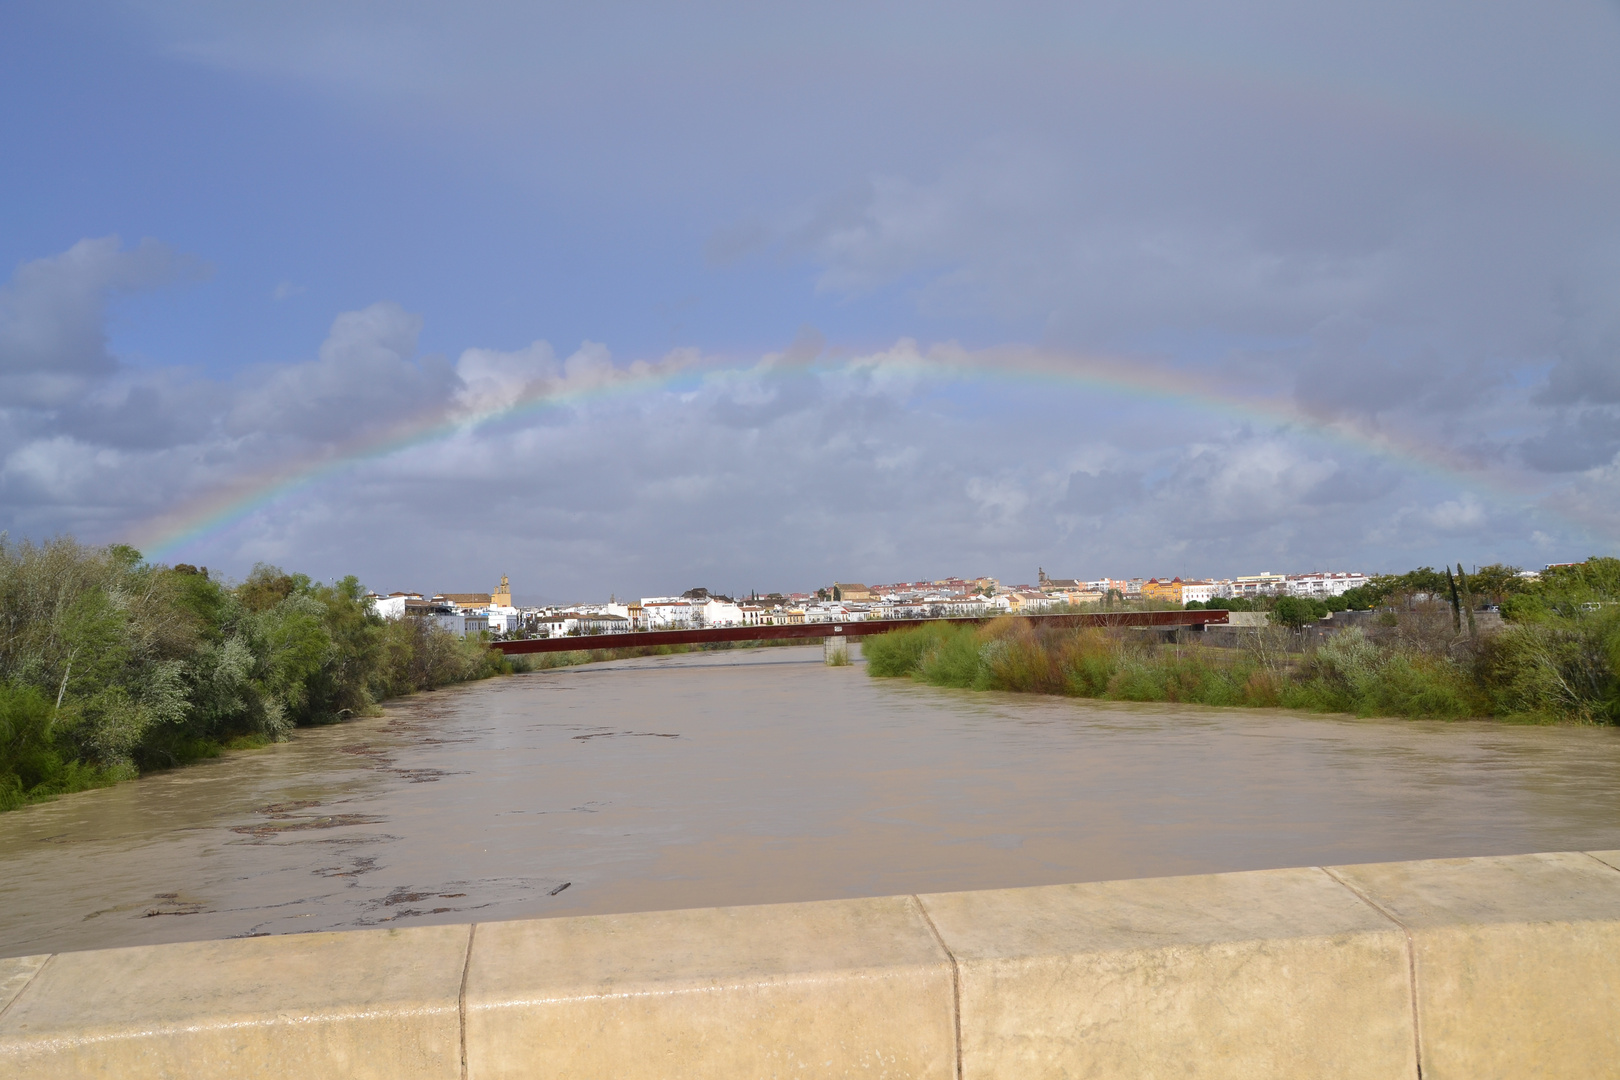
[
  {"left": 116, "top": 24, "right": 1620, "bottom": 561},
  {"left": 128, "top": 342, "right": 1594, "bottom": 560}
]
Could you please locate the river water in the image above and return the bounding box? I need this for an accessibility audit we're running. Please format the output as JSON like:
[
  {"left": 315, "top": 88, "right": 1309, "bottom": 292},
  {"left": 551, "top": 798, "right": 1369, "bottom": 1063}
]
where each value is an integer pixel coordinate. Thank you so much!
[{"left": 3, "top": 647, "right": 1619, "bottom": 957}]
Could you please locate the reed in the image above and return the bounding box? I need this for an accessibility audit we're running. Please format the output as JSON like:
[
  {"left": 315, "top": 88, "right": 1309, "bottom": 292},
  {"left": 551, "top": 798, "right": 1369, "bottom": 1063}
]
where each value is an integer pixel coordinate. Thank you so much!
[{"left": 865, "top": 614, "right": 1609, "bottom": 723}]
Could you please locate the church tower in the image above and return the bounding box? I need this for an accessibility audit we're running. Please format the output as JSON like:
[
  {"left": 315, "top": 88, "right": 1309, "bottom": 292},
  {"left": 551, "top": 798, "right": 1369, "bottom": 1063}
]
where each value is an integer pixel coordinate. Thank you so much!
[{"left": 492, "top": 575, "right": 512, "bottom": 608}]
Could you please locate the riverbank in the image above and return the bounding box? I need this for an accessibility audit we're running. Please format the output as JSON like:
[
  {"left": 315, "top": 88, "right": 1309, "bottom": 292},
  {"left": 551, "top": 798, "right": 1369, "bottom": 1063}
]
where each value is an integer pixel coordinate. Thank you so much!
[
  {"left": 864, "top": 614, "right": 1620, "bottom": 723},
  {"left": 0, "top": 620, "right": 803, "bottom": 812},
  {"left": 0, "top": 539, "right": 534, "bottom": 813}
]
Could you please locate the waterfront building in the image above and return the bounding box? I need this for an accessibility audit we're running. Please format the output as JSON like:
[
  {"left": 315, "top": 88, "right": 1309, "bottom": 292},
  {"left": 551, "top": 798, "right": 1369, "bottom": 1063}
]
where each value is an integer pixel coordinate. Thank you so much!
[
  {"left": 701, "top": 598, "right": 745, "bottom": 626},
  {"left": 435, "top": 592, "right": 497, "bottom": 612},
  {"left": 532, "top": 612, "right": 630, "bottom": 637},
  {"left": 641, "top": 598, "right": 699, "bottom": 628},
  {"left": 1229, "top": 572, "right": 1290, "bottom": 598},
  {"left": 1180, "top": 580, "right": 1216, "bottom": 605},
  {"left": 1037, "top": 569, "right": 1087, "bottom": 593},
  {"left": 1285, "top": 572, "right": 1368, "bottom": 598},
  {"left": 1141, "top": 577, "right": 1184, "bottom": 604},
  {"left": 368, "top": 592, "right": 422, "bottom": 619},
  {"left": 1004, "top": 590, "right": 1055, "bottom": 612}
]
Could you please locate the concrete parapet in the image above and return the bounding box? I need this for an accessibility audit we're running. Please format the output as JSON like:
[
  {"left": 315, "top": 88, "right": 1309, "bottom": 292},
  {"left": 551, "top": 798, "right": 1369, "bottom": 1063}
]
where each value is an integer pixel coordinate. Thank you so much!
[
  {"left": 919, "top": 866, "right": 1415, "bottom": 1079},
  {"left": 0, "top": 925, "right": 468, "bottom": 1079},
  {"left": 2, "top": 852, "right": 1618, "bottom": 1078},
  {"left": 464, "top": 896, "right": 954, "bottom": 1078},
  {"left": 1330, "top": 852, "right": 1620, "bottom": 1080}
]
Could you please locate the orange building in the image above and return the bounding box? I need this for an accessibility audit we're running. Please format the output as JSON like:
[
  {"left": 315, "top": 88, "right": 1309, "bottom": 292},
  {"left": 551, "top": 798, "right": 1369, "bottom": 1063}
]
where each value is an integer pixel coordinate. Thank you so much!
[{"left": 1140, "top": 577, "right": 1184, "bottom": 605}]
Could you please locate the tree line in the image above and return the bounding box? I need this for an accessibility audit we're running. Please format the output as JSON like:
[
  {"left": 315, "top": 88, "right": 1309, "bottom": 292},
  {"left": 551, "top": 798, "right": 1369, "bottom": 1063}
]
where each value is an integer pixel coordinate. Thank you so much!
[{"left": 0, "top": 536, "right": 517, "bottom": 811}]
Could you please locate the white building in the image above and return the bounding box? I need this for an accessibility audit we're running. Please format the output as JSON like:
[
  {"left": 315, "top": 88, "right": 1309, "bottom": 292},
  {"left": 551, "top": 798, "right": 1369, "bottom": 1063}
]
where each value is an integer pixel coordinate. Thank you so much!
[
  {"left": 641, "top": 598, "right": 698, "bottom": 628},
  {"left": 1286, "top": 572, "right": 1368, "bottom": 598},
  {"left": 449, "top": 612, "right": 489, "bottom": 637},
  {"left": 368, "top": 592, "right": 422, "bottom": 619},
  {"left": 1227, "top": 572, "right": 1290, "bottom": 598},
  {"left": 531, "top": 612, "right": 631, "bottom": 638},
  {"left": 1180, "top": 580, "right": 1216, "bottom": 605},
  {"left": 484, "top": 606, "right": 522, "bottom": 634},
  {"left": 701, "top": 599, "right": 745, "bottom": 626},
  {"left": 925, "top": 595, "right": 990, "bottom": 618}
]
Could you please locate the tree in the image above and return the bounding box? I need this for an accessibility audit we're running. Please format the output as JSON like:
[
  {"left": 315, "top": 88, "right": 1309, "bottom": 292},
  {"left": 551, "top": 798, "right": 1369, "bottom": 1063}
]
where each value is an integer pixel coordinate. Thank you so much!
[
  {"left": 1272, "top": 597, "right": 1327, "bottom": 629},
  {"left": 1339, "top": 585, "right": 1379, "bottom": 610},
  {"left": 1468, "top": 564, "right": 1529, "bottom": 606}
]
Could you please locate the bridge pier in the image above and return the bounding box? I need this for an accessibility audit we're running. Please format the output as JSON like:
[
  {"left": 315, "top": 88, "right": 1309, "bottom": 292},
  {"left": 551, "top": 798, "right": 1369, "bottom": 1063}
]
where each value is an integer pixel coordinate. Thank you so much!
[{"left": 824, "top": 632, "right": 851, "bottom": 664}]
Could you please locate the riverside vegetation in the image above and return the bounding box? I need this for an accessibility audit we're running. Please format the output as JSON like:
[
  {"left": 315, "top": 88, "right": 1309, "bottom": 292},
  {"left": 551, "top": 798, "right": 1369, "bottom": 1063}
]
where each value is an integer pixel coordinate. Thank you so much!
[
  {"left": 0, "top": 536, "right": 522, "bottom": 811},
  {"left": 7, "top": 540, "right": 1617, "bottom": 812},
  {"left": 866, "top": 559, "right": 1620, "bottom": 724}
]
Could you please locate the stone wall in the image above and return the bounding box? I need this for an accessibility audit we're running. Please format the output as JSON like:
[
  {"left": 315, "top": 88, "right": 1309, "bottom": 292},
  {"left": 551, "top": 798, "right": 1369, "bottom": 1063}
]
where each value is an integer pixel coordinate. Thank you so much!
[{"left": 3, "top": 850, "right": 1618, "bottom": 1078}]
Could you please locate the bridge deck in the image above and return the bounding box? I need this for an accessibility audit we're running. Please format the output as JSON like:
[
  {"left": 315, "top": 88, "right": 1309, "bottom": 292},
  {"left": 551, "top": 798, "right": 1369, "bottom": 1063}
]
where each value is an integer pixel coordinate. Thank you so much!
[{"left": 491, "top": 609, "right": 1230, "bottom": 655}]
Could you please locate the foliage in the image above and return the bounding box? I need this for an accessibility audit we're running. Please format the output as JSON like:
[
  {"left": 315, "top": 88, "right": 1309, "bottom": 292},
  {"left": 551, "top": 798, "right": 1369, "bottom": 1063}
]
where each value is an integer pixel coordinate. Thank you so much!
[
  {"left": 1476, "top": 608, "right": 1620, "bottom": 722},
  {"left": 1502, "top": 557, "right": 1620, "bottom": 622},
  {"left": 0, "top": 536, "right": 514, "bottom": 810},
  {"left": 865, "top": 610, "right": 1609, "bottom": 724},
  {"left": 1271, "top": 596, "right": 1330, "bottom": 628},
  {"left": 1466, "top": 564, "right": 1531, "bottom": 606},
  {"left": 1201, "top": 596, "right": 1259, "bottom": 611}
]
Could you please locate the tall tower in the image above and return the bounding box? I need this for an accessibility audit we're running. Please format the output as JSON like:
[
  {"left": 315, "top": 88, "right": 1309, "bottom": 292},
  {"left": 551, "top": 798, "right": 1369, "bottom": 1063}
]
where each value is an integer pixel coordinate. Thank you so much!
[{"left": 492, "top": 575, "right": 512, "bottom": 608}]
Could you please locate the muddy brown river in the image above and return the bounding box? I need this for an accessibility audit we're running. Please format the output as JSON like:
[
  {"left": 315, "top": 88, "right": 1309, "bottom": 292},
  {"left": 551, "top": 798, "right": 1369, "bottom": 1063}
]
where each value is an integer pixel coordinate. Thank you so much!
[{"left": 3, "top": 647, "right": 1619, "bottom": 957}]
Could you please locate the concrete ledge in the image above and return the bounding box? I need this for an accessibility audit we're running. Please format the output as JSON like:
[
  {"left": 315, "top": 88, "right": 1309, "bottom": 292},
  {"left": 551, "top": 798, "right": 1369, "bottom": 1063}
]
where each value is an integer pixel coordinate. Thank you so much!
[
  {"left": 464, "top": 896, "right": 954, "bottom": 1079},
  {"left": 1331, "top": 852, "right": 1620, "bottom": 1080},
  {"left": 0, "top": 926, "right": 468, "bottom": 1079},
  {"left": 919, "top": 866, "right": 1415, "bottom": 1079},
  {"left": 3, "top": 852, "right": 1618, "bottom": 1078}
]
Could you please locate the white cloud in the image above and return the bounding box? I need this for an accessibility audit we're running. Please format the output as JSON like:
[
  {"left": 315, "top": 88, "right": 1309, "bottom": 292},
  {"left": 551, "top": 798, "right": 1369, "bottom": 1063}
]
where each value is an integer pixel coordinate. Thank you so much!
[
  {"left": 1421, "top": 496, "right": 1487, "bottom": 532},
  {"left": 3, "top": 232, "right": 1613, "bottom": 593},
  {"left": 0, "top": 236, "right": 201, "bottom": 406},
  {"left": 453, "top": 341, "right": 557, "bottom": 414},
  {"left": 3, "top": 436, "right": 121, "bottom": 495},
  {"left": 226, "top": 301, "right": 451, "bottom": 440}
]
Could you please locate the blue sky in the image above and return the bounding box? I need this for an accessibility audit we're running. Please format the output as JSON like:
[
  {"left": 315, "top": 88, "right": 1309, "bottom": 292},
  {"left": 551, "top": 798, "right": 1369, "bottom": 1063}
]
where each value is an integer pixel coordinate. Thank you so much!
[{"left": 4, "top": 1, "right": 1620, "bottom": 601}]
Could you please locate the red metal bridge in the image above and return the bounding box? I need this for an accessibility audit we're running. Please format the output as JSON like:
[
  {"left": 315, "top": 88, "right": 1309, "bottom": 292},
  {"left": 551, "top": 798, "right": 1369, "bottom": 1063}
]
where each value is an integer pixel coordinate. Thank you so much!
[{"left": 491, "top": 608, "right": 1230, "bottom": 656}]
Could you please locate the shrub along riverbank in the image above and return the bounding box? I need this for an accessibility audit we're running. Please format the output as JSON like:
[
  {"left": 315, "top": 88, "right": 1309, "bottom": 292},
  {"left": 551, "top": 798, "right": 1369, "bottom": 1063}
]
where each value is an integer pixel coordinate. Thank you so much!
[
  {"left": 866, "top": 559, "right": 1620, "bottom": 724},
  {"left": 0, "top": 536, "right": 520, "bottom": 811}
]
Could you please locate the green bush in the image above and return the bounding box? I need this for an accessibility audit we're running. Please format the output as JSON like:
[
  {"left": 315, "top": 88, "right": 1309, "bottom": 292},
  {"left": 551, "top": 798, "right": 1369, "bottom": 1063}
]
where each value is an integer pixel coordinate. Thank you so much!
[
  {"left": 866, "top": 615, "right": 1599, "bottom": 723},
  {"left": 0, "top": 536, "right": 520, "bottom": 810},
  {"left": 864, "top": 622, "right": 952, "bottom": 677}
]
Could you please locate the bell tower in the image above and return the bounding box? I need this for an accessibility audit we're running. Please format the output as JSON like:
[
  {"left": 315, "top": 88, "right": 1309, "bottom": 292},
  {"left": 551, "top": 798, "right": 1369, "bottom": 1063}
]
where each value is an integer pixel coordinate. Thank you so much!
[{"left": 492, "top": 575, "right": 512, "bottom": 608}]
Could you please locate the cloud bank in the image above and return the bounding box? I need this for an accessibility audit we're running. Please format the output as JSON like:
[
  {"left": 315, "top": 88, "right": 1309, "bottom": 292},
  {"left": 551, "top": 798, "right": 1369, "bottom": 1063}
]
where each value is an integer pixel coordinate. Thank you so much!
[{"left": 2, "top": 236, "right": 1613, "bottom": 599}]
